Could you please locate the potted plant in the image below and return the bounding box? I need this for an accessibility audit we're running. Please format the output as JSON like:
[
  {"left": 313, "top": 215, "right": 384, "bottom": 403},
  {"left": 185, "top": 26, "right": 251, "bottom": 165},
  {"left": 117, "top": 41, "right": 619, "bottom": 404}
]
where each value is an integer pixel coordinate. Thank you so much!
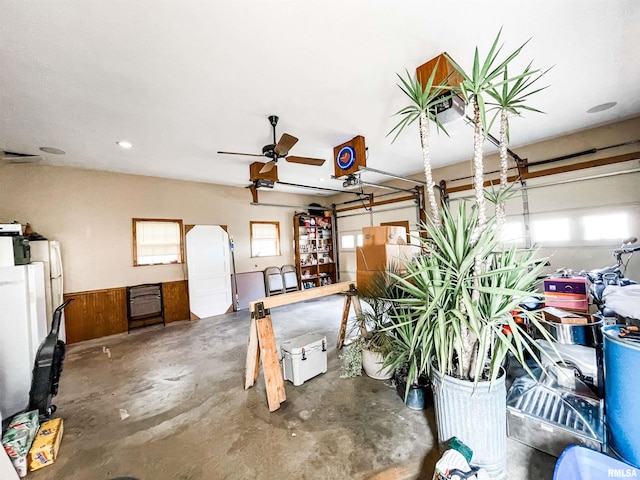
[
  {"left": 387, "top": 203, "right": 552, "bottom": 477},
  {"left": 386, "top": 29, "right": 552, "bottom": 479},
  {"left": 340, "top": 270, "right": 398, "bottom": 380}
]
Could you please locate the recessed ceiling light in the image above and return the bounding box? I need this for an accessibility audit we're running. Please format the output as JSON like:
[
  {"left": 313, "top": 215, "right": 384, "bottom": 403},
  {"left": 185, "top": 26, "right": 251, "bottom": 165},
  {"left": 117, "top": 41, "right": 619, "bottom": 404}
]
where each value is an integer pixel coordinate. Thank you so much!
[
  {"left": 587, "top": 102, "right": 617, "bottom": 114},
  {"left": 39, "top": 147, "right": 66, "bottom": 155},
  {"left": 318, "top": 177, "right": 325, "bottom": 182},
  {"left": 117, "top": 141, "right": 133, "bottom": 149}
]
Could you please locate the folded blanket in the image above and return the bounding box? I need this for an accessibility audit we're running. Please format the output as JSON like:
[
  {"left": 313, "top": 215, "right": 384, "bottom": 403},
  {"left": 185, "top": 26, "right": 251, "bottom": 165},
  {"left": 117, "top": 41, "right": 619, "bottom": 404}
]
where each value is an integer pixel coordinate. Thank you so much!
[{"left": 603, "top": 284, "right": 640, "bottom": 319}]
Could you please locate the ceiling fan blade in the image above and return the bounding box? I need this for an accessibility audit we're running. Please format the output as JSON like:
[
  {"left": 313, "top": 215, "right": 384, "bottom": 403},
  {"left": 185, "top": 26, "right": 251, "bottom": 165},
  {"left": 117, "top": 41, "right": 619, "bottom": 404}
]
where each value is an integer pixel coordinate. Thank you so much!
[
  {"left": 274, "top": 133, "right": 298, "bottom": 156},
  {"left": 259, "top": 160, "right": 277, "bottom": 174},
  {"left": 285, "top": 156, "right": 326, "bottom": 167},
  {"left": 217, "top": 151, "right": 265, "bottom": 157}
]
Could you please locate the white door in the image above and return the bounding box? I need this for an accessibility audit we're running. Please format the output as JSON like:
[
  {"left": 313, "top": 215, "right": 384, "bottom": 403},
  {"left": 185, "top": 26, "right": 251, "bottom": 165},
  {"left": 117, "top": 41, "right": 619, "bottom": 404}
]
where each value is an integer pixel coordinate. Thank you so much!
[{"left": 186, "top": 225, "right": 232, "bottom": 318}]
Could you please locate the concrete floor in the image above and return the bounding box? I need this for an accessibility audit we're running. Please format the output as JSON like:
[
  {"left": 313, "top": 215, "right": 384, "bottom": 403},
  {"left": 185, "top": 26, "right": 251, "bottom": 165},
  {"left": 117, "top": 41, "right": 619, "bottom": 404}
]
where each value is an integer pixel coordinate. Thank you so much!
[{"left": 32, "top": 295, "right": 557, "bottom": 480}]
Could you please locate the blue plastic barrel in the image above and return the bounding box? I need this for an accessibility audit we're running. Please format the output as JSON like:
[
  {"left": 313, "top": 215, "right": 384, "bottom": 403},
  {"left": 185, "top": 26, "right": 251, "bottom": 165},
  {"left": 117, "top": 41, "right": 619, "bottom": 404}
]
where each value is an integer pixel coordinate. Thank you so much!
[
  {"left": 554, "top": 446, "right": 639, "bottom": 480},
  {"left": 603, "top": 324, "right": 640, "bottom": 468}
]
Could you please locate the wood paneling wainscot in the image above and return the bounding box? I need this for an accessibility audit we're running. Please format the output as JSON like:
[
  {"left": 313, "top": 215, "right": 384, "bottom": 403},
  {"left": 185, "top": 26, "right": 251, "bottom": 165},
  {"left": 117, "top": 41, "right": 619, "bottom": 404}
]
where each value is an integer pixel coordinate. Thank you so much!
[
  {"left": 63, "top": 287, "right": 127, "bottom": 344},
  {"left": 162, "top": 280, "right": 190, "bottom": 323},
  {"left": 64, "top": 280, "right": 190, "bottom": 344}
]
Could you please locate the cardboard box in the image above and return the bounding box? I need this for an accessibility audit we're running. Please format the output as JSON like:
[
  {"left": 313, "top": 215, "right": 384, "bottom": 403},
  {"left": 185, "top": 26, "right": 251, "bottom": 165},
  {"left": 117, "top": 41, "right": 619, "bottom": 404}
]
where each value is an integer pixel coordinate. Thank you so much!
[
  {"left": 362, "top": 226, "right": 407, "bottom": 246},
  {"left": 564, "top": 305, "right": 599, "bottom": 323},
  {"left": 357, "top": 270, "right": 391, "bottom": 292},
  {"left": 27, "top": 418, "right": 63, "bottom": 472},
  {"left": 543, "top": 307, "right": 589, "bottom": 325},
  {"left": 356, "top": 245, "right": 420, "bottom": 272}
]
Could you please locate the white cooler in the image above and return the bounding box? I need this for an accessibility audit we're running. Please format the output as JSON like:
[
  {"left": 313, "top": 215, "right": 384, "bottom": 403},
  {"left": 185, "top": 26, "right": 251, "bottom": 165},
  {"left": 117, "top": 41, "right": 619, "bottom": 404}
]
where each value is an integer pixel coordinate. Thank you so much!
[{"left": 281, "top": 333, "right": 327, "bottom": 386}]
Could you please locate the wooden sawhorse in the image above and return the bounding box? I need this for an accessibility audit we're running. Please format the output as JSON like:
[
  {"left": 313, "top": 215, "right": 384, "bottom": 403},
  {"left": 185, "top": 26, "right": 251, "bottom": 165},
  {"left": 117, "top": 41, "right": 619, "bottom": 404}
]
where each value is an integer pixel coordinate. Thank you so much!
[{"left": 244, "top": 281, "right": 362, "bottom": 411}]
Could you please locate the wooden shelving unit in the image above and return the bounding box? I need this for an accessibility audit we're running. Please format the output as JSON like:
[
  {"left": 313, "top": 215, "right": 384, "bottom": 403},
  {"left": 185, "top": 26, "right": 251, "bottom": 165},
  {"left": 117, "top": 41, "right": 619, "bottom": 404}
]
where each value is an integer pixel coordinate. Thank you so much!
[{"left": 294, "top": 214, "right": 337, "bottom": 290}]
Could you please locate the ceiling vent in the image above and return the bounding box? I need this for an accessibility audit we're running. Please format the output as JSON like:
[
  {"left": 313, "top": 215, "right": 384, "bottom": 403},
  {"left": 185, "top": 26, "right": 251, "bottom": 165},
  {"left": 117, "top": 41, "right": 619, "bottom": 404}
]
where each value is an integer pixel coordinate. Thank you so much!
[{"left": 2, "top": 152, "right": 44, "bottom": 164}]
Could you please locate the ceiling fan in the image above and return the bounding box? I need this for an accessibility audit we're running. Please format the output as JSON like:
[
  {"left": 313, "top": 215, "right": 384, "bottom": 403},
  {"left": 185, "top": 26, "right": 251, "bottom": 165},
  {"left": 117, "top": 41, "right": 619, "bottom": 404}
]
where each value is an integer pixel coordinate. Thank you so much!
[{"left": 217, "top": 115, "right": 326, "bottom": 173}]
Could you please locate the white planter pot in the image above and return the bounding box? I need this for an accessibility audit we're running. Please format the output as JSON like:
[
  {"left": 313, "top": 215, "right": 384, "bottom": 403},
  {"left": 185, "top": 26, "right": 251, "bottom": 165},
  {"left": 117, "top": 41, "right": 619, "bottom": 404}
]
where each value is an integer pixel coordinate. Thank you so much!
[
  {"left": 431, "top": 368, "right": 506, "bottom": 480},
  {"left": 362, "top": 348, "right": 393, "bottom": 380}
]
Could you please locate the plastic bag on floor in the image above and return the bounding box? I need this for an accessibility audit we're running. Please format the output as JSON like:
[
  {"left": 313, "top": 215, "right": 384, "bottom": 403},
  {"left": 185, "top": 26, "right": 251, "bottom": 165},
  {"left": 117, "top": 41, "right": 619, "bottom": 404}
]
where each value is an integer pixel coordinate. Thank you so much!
[
  {"left": 432, "top": 439, "right": 489, "bottom": 480},
  {"left": 1, "top": 410, "right": 40, "bottom": 477}
]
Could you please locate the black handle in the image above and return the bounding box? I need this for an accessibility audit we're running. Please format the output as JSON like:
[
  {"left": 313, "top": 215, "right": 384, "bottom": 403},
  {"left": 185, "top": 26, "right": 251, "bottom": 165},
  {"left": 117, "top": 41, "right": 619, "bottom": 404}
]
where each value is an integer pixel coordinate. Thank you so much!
[{"left": 51, "top": 299, "right": 74, "bottom": 336}]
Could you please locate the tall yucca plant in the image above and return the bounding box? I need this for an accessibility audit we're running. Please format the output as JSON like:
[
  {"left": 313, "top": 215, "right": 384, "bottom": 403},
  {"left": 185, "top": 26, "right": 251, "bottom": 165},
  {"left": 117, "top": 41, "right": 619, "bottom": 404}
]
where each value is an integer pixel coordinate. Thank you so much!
[
  {"left": 388, "top": 62, "right": 451, "bottom": 227},
  {"left": 444, "top": 29, "right": 531, "bottom": 240},
  {"left": 486, "top": 64, "right": 549, "bottom": 226},
  {"left": 386, "top": 202, "right": 553, "bottom": 383}
]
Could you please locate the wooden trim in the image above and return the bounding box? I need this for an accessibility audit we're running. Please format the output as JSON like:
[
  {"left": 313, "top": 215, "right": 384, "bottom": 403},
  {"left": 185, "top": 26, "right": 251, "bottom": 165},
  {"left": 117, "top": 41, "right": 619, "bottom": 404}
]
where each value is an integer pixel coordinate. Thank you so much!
[
  {"left": 250, "top": 220, "right": 281, "bottom": 257},
  {"left": 336, "top": 194, "right": 415, "bottom": 214},
  {"left": 419, "top": 185, "right": 428, "bottom": 238},
  {"left": 445, "top": 151, "right": 640, "bottom": 194},
  {"left": 522, "top": 152, "right": 640, "bottom": 179},
  {"left": 249, "top": 184, "right": 259, "bottom": 203}
]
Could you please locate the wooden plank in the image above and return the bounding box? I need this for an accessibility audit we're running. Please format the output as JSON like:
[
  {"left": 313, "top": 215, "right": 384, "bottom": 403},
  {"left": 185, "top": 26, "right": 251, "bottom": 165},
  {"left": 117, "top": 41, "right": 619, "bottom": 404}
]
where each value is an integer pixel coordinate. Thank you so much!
[
  {"left": 336, "top": 194, "right": 415, "bottom": 214},
  {"left": 244, "top": 316, "right": 260, "bottom": 389},
  {"left": 445, "top": 151, "right": 640, "bottom": 194},
  {"left": 256, "top": 315, "right": 285, "bottom": 412},
  {"left": 521, "top": 152, "right": 640, "bottom": 179},
  {"left": 248, "top": 281, "right": 356, "bottom": 314},
  {"left": 337, "top": 295, "right": 352, "bottom": 349}
]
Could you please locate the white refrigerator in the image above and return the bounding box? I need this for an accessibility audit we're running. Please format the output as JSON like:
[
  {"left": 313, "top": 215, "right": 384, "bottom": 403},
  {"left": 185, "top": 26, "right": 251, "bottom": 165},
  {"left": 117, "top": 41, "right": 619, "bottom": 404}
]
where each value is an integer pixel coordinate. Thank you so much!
[
  {"left": 29, "top": 240, "right": 65, "bottom": 342},
  {"left": 0, "top": 262, "right": 48, "bottom": 419}
]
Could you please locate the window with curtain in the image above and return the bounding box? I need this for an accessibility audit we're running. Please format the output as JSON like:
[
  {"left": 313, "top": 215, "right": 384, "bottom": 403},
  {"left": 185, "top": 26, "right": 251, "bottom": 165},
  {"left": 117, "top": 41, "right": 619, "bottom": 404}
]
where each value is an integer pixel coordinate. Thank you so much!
[
  {"left": 133, "top": 218, "right": 184, "bottom": 266},
  {"left": 250, "top": 221, "right": 280, "bottom": 257}
]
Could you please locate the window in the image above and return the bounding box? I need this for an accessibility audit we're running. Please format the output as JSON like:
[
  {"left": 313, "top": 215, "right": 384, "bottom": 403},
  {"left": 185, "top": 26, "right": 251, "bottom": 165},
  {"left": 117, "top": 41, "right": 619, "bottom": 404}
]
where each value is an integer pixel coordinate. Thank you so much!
[
  {"left": 531, "top": 218, "right": 570, "bottom": 243},
  {"left": 341, "top": 234, "right": 355, "bottom": 249},
  {"left": 250, "top": 221, "right": 280, "bottom": 257},
  {"left": 340, "top": 233, "right": 363, "bottom": 250},
  {"left": 133, "top": 218, "right": 183, "bottom": 266},
  {"left": 582, "top": 213, "right": 629, "bottom": 241},
  {"left": 500, "top": 221, "right": 525, "bottom": 244}
]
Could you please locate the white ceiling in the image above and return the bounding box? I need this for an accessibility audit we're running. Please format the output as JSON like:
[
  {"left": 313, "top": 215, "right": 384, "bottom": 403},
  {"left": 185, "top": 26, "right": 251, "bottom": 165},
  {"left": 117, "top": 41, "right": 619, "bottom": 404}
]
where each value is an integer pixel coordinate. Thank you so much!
[{"left": 1, "top": 1, "right": 639, "bottom": 196}]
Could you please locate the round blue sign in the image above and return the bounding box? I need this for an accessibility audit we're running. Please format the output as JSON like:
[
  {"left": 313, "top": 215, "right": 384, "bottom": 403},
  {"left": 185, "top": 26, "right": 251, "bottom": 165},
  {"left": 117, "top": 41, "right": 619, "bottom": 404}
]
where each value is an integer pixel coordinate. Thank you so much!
[{"left": 336, "top": 146, "right": 356, "bottom": 170}]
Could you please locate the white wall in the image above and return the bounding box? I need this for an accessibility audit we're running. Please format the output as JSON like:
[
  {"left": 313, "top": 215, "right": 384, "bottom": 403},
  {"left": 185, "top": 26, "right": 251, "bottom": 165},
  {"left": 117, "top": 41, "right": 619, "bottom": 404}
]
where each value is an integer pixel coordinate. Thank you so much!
[{"left": 0, "top": 165, "right": 317, "bottom": 293}]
